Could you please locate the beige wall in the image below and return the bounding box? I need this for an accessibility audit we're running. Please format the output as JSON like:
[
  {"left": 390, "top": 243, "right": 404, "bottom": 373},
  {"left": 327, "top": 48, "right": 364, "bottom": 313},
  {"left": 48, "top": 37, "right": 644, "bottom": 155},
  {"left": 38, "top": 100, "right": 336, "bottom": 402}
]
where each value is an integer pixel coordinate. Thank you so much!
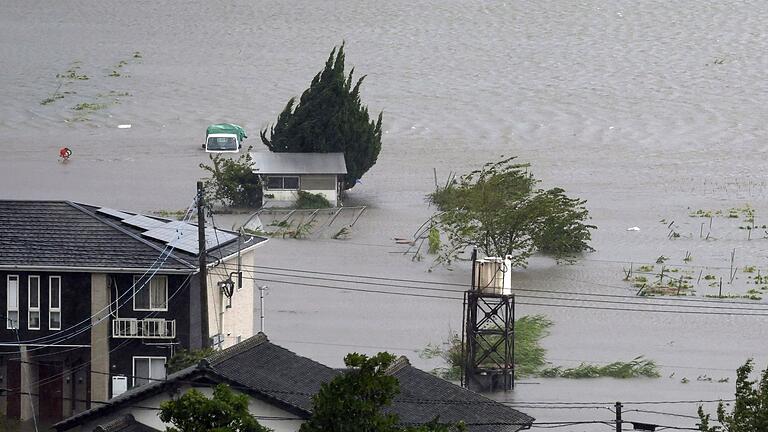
[
  {"left": 206, "top": 249, "right": 256, "bottom": 349},
  {"left": 90, "top": 273, "right": 110, "bottom": 403},
  {"left": 262, "top": 174, "right": 340, "bottom": 207}
]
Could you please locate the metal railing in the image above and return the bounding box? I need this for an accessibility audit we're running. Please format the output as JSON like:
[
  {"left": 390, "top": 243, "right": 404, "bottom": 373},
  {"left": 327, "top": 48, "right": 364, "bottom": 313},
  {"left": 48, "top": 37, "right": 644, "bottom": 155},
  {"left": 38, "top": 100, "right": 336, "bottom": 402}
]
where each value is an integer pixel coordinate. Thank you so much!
[{"left": 112, "top": 318, "right": 175, "bottom": 339}]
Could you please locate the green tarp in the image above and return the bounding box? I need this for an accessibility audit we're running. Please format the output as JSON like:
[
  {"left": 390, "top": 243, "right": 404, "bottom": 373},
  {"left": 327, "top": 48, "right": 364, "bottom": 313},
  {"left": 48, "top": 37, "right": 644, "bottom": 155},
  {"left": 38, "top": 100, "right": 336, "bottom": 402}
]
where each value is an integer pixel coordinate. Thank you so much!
[{"left": 206, "top": 123, "right": 247, "bottom": 141}]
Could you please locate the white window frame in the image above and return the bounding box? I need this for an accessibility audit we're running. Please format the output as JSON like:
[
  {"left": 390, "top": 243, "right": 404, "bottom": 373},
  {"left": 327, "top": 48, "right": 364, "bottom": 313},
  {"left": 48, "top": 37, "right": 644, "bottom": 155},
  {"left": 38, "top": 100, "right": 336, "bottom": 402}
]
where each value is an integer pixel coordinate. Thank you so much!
[
  {"left": 132, "top": 356, "right": 166, "bottom": 386},
  {"left": 6, "top": 275, "right": 19, "bottom": 330},
  {"left": 265, "top": 176, "right": 300, "bottom": 191},
  {"left": 132, "top": 275, "right": 168, "bottom": 312},
  {"left": 49, "top": 276, "right": 62, "bottom": 330},
  {"left": 28, "top": 275, "right": 40, "bottom": 330}
]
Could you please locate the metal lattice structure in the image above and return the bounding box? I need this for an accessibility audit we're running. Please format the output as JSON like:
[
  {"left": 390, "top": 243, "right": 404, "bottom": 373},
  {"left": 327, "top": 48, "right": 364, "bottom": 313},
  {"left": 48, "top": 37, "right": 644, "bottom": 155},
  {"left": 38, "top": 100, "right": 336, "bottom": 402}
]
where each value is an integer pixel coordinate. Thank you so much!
[{"left": 462, "top": 252, "right": 515, "bottom": 392}]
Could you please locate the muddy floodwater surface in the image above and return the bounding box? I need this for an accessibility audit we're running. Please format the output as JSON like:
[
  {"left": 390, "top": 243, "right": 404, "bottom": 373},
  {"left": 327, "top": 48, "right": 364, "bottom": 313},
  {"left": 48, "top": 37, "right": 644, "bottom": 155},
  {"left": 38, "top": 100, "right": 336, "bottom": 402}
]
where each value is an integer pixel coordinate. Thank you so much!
[{"left": 3, "top": 0, "right": 768, "bottom": 429}]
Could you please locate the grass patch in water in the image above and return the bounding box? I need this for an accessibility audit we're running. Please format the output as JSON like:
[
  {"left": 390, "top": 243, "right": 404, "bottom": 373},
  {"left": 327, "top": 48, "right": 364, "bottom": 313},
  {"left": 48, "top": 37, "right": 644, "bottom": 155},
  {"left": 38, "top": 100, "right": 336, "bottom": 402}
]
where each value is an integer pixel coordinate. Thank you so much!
[
  {"left": 540, "top": 357, "right": 660, "bottom": 379},
  {"left": 72, "top": 102, "right": 107, "bottom": 111},
  {"left": 420, "top": 315, "right": 659, "bottom": 380}
]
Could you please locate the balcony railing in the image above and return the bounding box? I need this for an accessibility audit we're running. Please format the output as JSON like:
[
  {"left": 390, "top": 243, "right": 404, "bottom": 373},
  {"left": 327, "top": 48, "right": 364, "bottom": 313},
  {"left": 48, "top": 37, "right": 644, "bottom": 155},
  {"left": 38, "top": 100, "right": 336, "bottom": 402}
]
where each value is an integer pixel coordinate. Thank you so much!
[{"left": 112, "top": 318, "right": 176, "bottom": 339}]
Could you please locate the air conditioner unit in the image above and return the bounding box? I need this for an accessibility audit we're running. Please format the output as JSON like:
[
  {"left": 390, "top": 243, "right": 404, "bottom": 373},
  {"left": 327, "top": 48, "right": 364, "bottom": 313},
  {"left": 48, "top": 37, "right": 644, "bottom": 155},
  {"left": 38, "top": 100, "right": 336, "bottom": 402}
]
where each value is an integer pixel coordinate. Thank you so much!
[
  {"left": 142, "top": 319, "right": 166, "bottom": 337},
  {"left": 127, "top": 319, "right": 138, "bottom": 336},
  {"left": 112, "top": 375, "right": 128, "bottom": 398}
]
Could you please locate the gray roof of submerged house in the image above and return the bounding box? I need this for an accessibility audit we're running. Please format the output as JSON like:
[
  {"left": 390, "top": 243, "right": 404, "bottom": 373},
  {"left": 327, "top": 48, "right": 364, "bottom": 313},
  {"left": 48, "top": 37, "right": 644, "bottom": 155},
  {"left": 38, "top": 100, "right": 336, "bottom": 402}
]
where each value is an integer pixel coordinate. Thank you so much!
[
  {"left": 384, "top": 358, "right": 534, "bottom": 432},
  {"left": 93, "top": 414, "right": 159, "bottom": 432},
  {"left": 250, "top": 152, "right": 347, "bottom": 175},
  {"left": 0, "top": 200, "right": 267, "bottom": 272},
  {"left": 54, "top": 334, "right": 533, "bottom": 432}
]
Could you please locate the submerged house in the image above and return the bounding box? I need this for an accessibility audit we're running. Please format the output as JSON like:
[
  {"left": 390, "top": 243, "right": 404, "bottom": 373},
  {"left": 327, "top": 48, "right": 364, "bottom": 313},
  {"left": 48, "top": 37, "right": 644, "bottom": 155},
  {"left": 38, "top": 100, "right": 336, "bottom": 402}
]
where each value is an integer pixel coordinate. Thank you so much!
[
  {"left": 0, "top": 200, "right": 267, "bottom": 425},
  {"left": 250, "top": 152, "right": 347, "bottom": 207},
  {"left": 54, "top": 334, "right": 534, "bottom": 432}
]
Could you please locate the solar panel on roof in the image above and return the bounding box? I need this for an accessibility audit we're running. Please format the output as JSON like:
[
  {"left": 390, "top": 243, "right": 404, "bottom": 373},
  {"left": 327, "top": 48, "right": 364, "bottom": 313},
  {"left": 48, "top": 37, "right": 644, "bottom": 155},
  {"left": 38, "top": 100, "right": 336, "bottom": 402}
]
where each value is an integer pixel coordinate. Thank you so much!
[
  {"left": 122, "top": 215, "right": 167, "bottom": 230},
  {"left": 168, "top": 237, "right": 201, "bottom": 255},
  {"left": 141, "top": 221, "right": 240, "bottom": 255},
  {"left": 205, "top": 228, "right": 238, "bottom": 249},
  {"left": 142, "top": 221, "right": 193, "bottom": 241},
  {"left": 96, "top": 207, "right": 133, "bottom": 220}
]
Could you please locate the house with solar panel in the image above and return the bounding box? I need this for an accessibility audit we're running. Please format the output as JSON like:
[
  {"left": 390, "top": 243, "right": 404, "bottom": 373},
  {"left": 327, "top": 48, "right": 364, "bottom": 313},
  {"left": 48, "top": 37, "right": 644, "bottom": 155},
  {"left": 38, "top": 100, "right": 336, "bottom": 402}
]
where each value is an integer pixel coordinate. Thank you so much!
[
  {"left": 0, "top": 200, "right": 267, "bottom": 426},
  {"left": 250, "top": 152, "right": 347, "bottom": 207}
]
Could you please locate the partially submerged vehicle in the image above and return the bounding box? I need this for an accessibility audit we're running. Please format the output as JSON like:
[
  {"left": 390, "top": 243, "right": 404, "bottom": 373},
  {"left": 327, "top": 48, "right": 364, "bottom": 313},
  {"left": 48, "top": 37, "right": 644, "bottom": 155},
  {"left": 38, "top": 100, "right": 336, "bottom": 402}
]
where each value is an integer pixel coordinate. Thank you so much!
[{"left": 203, "top": 123, "right": 247, "bottom": 153}]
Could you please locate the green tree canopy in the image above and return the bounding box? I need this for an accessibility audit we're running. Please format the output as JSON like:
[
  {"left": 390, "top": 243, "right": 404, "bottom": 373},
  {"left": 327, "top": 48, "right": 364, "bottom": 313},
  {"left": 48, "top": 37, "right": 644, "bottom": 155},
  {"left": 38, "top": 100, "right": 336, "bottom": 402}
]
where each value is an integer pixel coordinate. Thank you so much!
[
  {"left": 159, "top": 384, "right": 271, "bottom": 432},
  {"left": 698, "top": 359, "right": 768, "bottom": 431},
  {"left": 429, "top": 156, "right": 595, "bottom": 267},
  {"left": 199, "top": 150, "right": 262, "bottom": 208},
  {"left": 300, "top": 352, "right": 465, "bottom": 432},
  {"left": 261, "top": 44, "right": 383, "bottom": 190}
]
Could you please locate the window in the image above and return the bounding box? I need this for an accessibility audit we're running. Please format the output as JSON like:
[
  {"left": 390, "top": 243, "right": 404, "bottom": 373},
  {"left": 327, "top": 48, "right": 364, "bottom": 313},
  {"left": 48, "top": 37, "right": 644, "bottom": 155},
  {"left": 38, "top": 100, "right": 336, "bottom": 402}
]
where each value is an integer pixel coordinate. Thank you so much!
[
  {"left": 49, "top": 276, "right": 61, "bottom": 330},
  {"left": 133, "top": 276, "right": 168, "bottom": 311},
  {"left": 265, "top": 176, "right": 300, "bottom": 190},
  {"left": 132, "top": 356, "right": 166, "bottom": 386},
  {"left": 28, "top": 276, "right": 40, "bottom": 330},
  {"left": 6, "top": 275, "right": 19, "bottom": 329}
]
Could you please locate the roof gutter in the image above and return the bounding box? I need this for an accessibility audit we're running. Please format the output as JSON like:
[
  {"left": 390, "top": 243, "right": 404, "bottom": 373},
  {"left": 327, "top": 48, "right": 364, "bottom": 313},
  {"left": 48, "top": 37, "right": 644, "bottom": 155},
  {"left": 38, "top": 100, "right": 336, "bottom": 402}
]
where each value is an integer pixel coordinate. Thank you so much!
[
  {"left": 208, "top": 238, "right": 268, "bottom": 269},
  {"left": 0, "top": 265, "right": 193, "bottom": 274}
]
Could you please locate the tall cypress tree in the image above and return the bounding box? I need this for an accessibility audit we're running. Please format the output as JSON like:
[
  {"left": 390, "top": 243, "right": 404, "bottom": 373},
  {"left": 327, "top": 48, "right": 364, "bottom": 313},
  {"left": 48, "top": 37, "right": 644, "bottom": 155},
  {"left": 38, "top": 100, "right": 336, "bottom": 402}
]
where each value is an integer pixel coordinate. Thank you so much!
[{"left": 261, "top": 44, "right": 383, "bottom": 190}]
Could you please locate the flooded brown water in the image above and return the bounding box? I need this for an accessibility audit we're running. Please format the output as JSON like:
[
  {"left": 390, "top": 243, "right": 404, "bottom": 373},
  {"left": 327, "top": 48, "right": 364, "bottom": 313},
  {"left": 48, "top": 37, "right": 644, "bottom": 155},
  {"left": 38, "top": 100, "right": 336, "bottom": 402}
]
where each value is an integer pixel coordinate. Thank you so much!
[{"left": 3, "top": 0, "right": 768, "bottom": 429}]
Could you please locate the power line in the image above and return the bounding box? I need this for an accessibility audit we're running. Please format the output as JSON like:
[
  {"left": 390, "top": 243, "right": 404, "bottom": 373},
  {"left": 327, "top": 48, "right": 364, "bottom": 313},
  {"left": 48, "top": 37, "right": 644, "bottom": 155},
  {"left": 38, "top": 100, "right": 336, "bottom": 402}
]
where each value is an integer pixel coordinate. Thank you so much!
[
  {"left": 502, "top": 399, "right": 734, "bottom": 406},
  {"left": 240, "top": 274, "right": 768, "bottom": 317},
  {"left": 239, "top": 263, "right": 768, "bottom": 309},
  {"left": 624, "top": 409, "right": 700, "bottom": 420},
  {"left": 249, "top": 267, "right": 768, "bottom": 312},
  {"left": 4, "top": 274, "right": 193, "bottom": 395}
]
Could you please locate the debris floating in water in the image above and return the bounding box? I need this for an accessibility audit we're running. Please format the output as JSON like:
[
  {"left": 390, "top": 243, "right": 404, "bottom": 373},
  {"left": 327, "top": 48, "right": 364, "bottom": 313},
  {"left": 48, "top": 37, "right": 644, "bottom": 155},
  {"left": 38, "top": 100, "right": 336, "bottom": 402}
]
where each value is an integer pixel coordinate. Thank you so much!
[
  {"left": 626, "top": 226, "right": 640, "bottom": 231},
  {"left": 117, "top": 124, "right": 131, "bottom": 129}
]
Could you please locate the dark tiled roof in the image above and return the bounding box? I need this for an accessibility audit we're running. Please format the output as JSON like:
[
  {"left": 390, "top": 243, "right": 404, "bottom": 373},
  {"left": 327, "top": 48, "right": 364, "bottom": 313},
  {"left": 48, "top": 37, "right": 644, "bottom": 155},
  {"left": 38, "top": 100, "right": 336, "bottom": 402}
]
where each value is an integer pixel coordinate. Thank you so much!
[
  {"left": 93, "top": 414, "right": 159, "bottom": 432},
  {"left": 208, "top": 333, "right": 338, "bottom": 414},
  {"left": 387, "top": 358, "right": 534, "bottom": 432},
  {"left": 0, "top": 200, "right": 266, "bottom": 271},
  {"left": 54, "top": 335, "right": 532, "bottom": 432},
  {"left": 209, "top": 335, "right": 533, "bottom": 432}
]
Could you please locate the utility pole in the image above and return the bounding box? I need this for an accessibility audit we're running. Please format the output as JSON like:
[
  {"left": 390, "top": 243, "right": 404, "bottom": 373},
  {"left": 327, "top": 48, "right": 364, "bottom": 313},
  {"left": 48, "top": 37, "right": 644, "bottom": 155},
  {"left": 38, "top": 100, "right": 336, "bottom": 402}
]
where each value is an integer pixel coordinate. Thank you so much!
[
  {"left": 615, "top": 401, "right": 623, "bottom": 432},
  {"left": 258, "top": 286, "right": 267, "bottom": 333},
  {"left": 197, "top": 181, "right": 210, "bottom": 348}
]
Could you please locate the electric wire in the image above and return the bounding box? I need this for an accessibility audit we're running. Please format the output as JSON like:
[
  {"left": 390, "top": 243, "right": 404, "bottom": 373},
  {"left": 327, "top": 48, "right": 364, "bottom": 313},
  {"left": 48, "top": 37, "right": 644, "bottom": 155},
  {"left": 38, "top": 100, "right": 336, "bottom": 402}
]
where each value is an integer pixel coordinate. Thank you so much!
[
  {"left": 239, "top": 274, "right": 768, "bottom": 317},
  {"left": 237, "top": 263, "right": 768, "bottom": 308},
  {"left": 5, "top": 274, "right": 194, "bottom": 395},
  {"left": 244, "top": 268, "right": 768, "bottom": 312},
  {"left": 12, "top": 326, "right": 39, "bottom": 432}
]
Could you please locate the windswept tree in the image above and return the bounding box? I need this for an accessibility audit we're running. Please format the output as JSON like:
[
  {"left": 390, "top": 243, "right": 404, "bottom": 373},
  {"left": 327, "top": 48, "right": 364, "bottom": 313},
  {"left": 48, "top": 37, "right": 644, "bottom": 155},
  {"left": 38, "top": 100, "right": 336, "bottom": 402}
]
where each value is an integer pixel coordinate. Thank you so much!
[
  {"left": 429, "top": 156, "right": 595, "bottom": 267},
  {"left": 698, "top": 359, "right": 768, "bottom": 431},
  {"left": 261, "top": 44, "right": 383, "bottom": 189}
]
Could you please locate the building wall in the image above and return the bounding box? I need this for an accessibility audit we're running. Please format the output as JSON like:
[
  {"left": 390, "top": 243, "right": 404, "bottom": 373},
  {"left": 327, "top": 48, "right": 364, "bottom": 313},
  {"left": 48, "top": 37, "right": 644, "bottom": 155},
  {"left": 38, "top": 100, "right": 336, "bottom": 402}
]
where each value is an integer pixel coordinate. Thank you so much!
[
  {"left": 108, "top": 273, "right": 193, "bottom": 397},
  {"left": 75, "top": 385, "right": 304, "bottom": 432},
  {"left": 0, "top": 271, "right": 92, "bottom": 345},
  {"left": 0, "top": 271, "right": 92, "bottom": 422},
  {"left": 90, "top": 274, "right": 109, "bottom": 404},
  {"left": 206, "top": 250, "right": 256, "bottom": 349},
  {"left": 262, "top": 174, "right": 340, "bottom": 207}
]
